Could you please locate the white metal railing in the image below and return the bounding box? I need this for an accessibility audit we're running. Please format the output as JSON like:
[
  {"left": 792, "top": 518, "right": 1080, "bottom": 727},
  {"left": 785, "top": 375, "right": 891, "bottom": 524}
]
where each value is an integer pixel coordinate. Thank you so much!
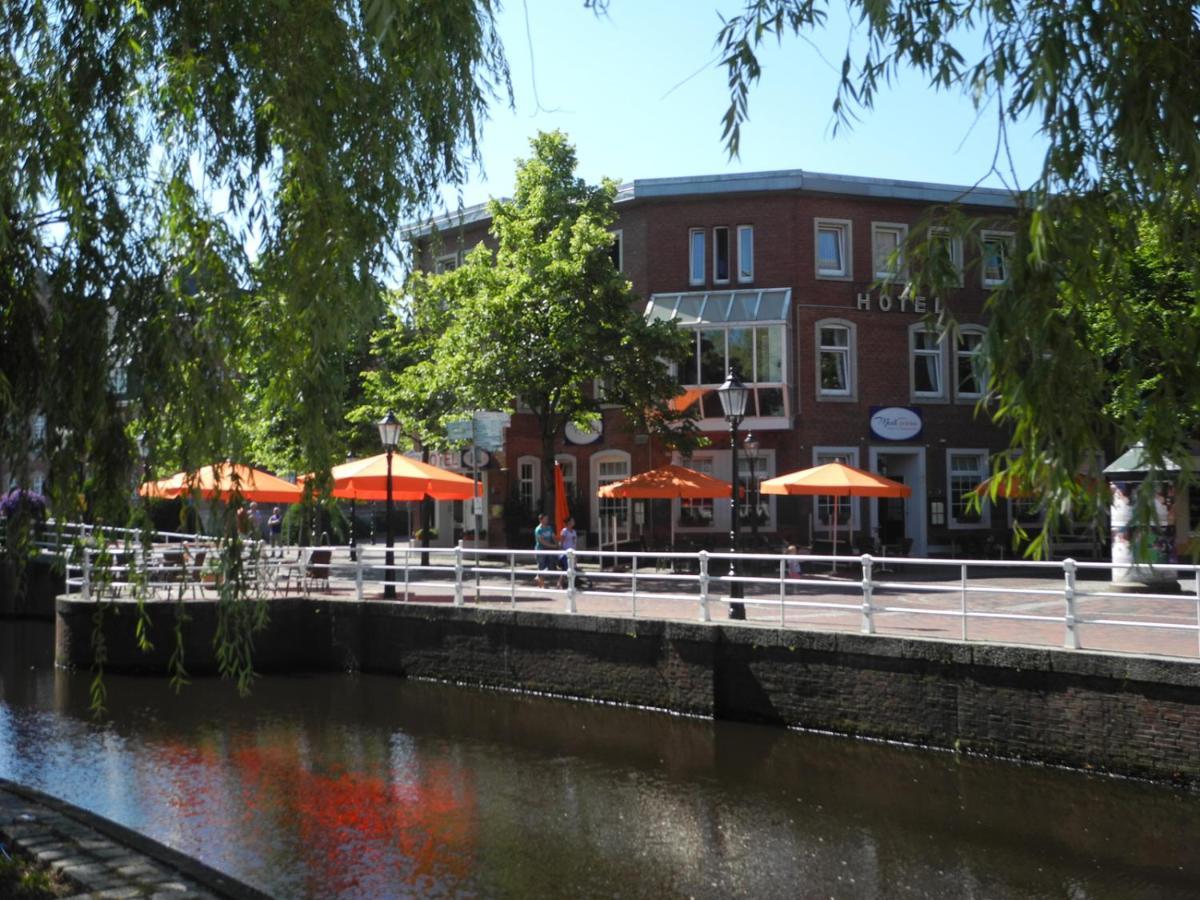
[{"left": 45, "top": 528, "right": 1200, "bottom": 659}]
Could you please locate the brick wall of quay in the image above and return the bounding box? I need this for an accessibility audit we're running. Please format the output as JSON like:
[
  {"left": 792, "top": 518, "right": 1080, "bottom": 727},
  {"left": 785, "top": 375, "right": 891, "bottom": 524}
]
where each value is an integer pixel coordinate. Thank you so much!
[{"left": 55, "top": 596, "right": 1200, "bottom": 786}]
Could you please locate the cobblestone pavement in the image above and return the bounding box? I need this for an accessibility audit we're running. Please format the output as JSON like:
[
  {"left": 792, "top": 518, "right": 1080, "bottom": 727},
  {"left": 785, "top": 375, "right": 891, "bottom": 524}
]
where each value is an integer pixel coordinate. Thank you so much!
[{"left": 0, "top": 780, "right": 268, "bottom": 900}]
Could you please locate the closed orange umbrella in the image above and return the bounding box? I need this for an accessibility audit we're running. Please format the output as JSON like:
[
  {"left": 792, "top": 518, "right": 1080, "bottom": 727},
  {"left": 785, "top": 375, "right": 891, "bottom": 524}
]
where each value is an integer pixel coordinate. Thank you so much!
[
  {"left": 138, "top": 461, "right": 303, "bottom": 504},
  {"left": 761, "top": 462, "right": 910, "bottom": 562},
  {"left": 553, "top": 462, "right": 570, "bottom": 536}
]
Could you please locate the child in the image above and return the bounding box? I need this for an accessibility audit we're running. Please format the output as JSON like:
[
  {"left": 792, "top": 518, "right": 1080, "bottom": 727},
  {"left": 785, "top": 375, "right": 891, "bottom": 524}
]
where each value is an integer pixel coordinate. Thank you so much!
[{"left": 785, "top": 543, "right": 802, "bottom": 591}]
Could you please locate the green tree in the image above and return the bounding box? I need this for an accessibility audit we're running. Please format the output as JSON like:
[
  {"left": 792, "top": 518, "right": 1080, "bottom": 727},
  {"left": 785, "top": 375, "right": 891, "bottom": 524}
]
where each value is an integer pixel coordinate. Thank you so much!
[
  {"left": 0, "top": 0, "right": 509, "bottom": 698},
  {"left": 421, "top": 131, "right": 700, "bottom": 517},
  {"left": 714, "top": 0, "right": 1200, "bottom": 541}
]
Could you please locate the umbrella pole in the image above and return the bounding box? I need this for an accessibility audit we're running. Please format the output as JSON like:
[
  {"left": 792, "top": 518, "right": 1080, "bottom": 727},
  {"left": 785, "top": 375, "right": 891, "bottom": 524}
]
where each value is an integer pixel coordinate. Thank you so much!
[{"left": 832, "top": 495, "right": 839, "bottom": 573}]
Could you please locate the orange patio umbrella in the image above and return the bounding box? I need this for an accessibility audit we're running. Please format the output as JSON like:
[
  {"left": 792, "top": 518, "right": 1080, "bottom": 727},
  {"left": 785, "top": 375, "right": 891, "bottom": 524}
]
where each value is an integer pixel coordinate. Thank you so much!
[
  {"left": 553, "top": 462, "right": 571, "bottom": 536},
  {"left": 138, "top": 461, "right": 303, "bottom": 504},
  {"left": 311, "top": 453, "right": 481, "bottom": 501},
  {"left": 597, "top": 463, "right": 734, "bottom": 546},
  {"left": 760, "top": 462, "right": 911, "bottom": 562}
]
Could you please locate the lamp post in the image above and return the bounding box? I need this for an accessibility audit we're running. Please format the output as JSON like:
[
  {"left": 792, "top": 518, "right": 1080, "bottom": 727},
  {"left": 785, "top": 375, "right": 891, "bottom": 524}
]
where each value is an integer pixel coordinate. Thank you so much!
[
  {"left": 377, "top": 412, "right": 401, "bottom": 599},
  {"left": 744, "top": 432, "right": 760, "bottom": 546},
  {"left": 717, "top": 370, "right": 749, "bottom": 619},
  {"left": 346, "top": 451, "right": 357, "bottom": 562}
]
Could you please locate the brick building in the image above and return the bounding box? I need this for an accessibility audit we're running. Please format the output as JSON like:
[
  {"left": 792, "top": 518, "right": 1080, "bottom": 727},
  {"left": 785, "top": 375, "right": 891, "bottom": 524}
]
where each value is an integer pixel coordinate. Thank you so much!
[{"left": 412, "top": 169, "right": 1020, "bottom": 556}]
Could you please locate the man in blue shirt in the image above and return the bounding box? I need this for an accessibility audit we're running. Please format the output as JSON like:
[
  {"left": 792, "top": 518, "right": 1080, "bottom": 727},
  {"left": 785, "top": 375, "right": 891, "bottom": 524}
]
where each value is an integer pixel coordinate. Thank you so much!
[{"left": 534, "top": 513, "right": 557, "bottom": 589}]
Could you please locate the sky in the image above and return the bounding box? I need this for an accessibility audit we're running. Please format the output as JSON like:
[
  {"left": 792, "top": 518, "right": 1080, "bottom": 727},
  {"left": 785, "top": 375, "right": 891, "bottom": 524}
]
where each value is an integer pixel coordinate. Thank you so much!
[{"left": 441, "top": 0, "right": 1049, "bottom": 211}]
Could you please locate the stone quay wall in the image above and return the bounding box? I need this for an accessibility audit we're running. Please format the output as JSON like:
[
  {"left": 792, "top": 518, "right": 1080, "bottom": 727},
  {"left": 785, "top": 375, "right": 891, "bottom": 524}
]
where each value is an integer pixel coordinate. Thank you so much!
[{"left": 56, "top": 596, "right": 1200, "bottom": 786}]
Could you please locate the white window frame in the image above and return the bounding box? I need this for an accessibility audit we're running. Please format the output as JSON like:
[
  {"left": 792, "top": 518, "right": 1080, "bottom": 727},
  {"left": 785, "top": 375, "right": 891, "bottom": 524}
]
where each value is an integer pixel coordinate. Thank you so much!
[
  {"left": 981, "top": 230, "right": 1014, "bottom": 287},
  {"left": 516, "top": 455, "right": 541, "bottom": 512},
  {"left": 871, "top": 222, "right": 909, "bottom": 281},
  {"left": 955, "top": 326, "right": 987, "bottom": 402},
  {"left": 814, "top": 218, "right": 852, "bottom": 280},
  {"left": 592, "top": 450, "right": 632, "bottom": 540},
  {"left": 738, "top": 449, "right": 775, "bottom": 531},
  {"left": 929, "top": 226, "right": 964, "bottom": 286},
  {"left": 610, "top": 229, "right": 623, "bottom": 273},
  {"left": 688, "top": 228, "right": 706, "bottom": 286},
  {"left": 736, "top": 225, "right": 754, "bottom": 283},
  {"left": 712, "top": 226, "right": 731, "bottom": 284},
  {"left": 677, "top": 455, "right": 717, "bottom": 531},
  {"left": 813, "top": 446, "right": 859, "bottom": 533},
  {"left": 946, "top": 449, "right": 991, "bottom": 529},
  {"left": 434, "top": 252, "right": 460, "bottom": 274},
  {"left": 909, "top": 323, "right": 947, "bottom": 401},
  {"left": 815, "top": 319, "right": 856, "bottom": 401}
]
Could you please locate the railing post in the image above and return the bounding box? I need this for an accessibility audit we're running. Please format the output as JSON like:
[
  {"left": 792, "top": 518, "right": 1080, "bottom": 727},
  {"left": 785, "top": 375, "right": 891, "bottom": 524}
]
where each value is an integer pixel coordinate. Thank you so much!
[
  {"left": 1194, "top": 563, "right": 1200, "bottom": 659},
  {"left": 355, "top": 547, "right": 364, "bottom": 602},
  {"left": 1063, "top": 558, "right": 1079, "bottom": 649},
  {"left": 403, "top": 547, "right": 410, "bottom": 602},
  {"left": 779, "top": 557, "right": 786, "bottom": 627},
  {"left": 960, "top": 562, "right": 969, "bottom": 641},
  {"left": 698, "top": 550, "right": 710, "bottom": 622},
  {"left": 631, "top": 557, "right": 638, "bottom": 618},
  {"left": 82, "top": 549, "right": 92, "bottom": 602},
  {"left": 860, "top": 553, "right": 875, "bottom": 635},
  {"left": 566, "top": 549, "right": 577, "bottom": 614},
  {"left": 454, "top": 542, "right": 465, "bottom": 607}
]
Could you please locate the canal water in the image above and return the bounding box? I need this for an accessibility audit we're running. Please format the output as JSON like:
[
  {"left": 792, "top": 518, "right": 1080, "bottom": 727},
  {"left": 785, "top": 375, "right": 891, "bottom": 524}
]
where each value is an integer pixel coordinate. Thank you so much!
[{"left": 1, "top": 621, "right": 1198, "bottom": 899}]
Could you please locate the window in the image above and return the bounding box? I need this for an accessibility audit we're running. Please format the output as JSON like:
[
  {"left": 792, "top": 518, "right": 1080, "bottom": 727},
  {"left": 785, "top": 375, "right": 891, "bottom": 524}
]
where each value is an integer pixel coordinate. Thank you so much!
[
  {"left": 738, "top": 452, "right": 773, "bottom": 528},
  {"left": 872, "top": 222, "right": 908, "bottom": 281},
  {"left": 516, "top": 456, "right": 540, "bottom": 512},
  {"left": 981, "top": 231, "right": 1014, "bottom": 286},
  {"left": 929, "top": 227, "right": 963, "bottom": 285},
  {"left": 680, "top": 324, "right": 787, "bottom": 417},
  {"left": 816, "top": 321, "right": 854, "bottom": 398},
  {"left": 32, "top": 415, "right": 45, "bottom": 442},
  {"left": 948, "top": 451, "right": 990, "bottom": 527},
  {"left": 814, "top": 448, "right": 857, "bottom": 531},
  {"left": 679, "top": 457, "right": 715, "bottom": 528},
  {"left": 956, "top": 328, "right": 986, "bottom": 400},
  {"left": 814, "top": 219, "right": 851, "bottom": 279},
  {"left": 689, "top": 229, "right": 706, "bottom": 285},
  {"left": 610, "top": 229, "right": 623, "bottom": 272},
  {"left": 713, "top": 226, "right": 730, "bottom": 283},
  {"left": 594, "top": 452, "right": 631, "bottom": 537},
  {"left": 737, "top": 225, "right": 754, "bottom": 283},
  {"left": 434, "top": 253, "right": 459, "bottom": 274},
  {"left": 910, "top": 325, "right": 945, "bottom": 399}
]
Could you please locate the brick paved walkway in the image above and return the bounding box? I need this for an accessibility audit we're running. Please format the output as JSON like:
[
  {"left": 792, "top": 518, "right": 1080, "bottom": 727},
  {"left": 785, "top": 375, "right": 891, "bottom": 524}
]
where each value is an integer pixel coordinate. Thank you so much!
[{"left": 0, "top": 780, "right": 268, "bottom": 900}]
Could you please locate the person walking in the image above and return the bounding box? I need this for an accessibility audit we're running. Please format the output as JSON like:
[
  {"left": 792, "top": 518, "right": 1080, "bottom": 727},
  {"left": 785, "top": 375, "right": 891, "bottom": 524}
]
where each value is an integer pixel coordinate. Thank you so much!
[
  {"left": 534, "top": 513, "right": 557, "bottom": 589},
  {"left": 268, "top": 507, "right": 283, "bottom": 550},
  {"left": 557, "top": 516, "right": 577, "bottom": 589}
]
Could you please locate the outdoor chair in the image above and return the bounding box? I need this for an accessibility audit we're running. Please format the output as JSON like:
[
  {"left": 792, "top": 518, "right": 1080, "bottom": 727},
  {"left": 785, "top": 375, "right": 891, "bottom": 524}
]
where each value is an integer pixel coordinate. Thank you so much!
[{"left": 303, "top": 548, "right": 332, "bottom": 593}]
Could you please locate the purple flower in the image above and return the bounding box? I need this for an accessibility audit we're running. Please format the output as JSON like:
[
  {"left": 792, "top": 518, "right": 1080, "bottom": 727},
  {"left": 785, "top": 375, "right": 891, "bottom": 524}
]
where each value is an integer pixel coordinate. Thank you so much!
[{"left": 0, "top": 488, "right": 48, "bottom": 522}]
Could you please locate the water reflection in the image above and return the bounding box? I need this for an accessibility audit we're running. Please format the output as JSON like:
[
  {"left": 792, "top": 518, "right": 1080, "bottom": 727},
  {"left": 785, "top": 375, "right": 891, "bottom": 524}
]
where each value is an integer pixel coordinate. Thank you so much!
[{"left": 1, "top": 620, "right": 1198, "bottom": 898}]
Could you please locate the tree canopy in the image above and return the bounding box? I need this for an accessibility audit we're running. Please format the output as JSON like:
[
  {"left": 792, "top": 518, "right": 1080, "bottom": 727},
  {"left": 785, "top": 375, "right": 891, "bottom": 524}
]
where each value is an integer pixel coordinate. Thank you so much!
[
  {"left": 414, "top": 131, "right": 700, "bottom": 514},
  {"left": 716, "top": 0, "right": 1200, "bottom": 542}
]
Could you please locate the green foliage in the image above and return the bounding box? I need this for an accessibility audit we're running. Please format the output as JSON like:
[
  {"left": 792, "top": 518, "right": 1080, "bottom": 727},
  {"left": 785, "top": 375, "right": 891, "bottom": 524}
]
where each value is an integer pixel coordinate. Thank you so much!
[
  {"left": 718, "top": 1, "right": 1200, "bottom": 549},
  {"left": 416, "top": 131, "right": 702, "bottom": 510}
]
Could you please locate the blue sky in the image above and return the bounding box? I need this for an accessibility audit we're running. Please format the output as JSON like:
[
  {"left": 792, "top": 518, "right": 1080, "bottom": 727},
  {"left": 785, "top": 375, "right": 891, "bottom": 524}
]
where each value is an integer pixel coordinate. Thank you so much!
[{"left": 442, "top": 1, "right": 1049, "bottom": 210}]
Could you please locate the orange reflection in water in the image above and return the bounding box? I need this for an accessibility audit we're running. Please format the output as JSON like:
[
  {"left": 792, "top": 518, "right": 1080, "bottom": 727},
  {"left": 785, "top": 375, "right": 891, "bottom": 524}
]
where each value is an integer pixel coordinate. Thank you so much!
[{"left": 150, "top": 733, "right": 477, "bottom": 897}]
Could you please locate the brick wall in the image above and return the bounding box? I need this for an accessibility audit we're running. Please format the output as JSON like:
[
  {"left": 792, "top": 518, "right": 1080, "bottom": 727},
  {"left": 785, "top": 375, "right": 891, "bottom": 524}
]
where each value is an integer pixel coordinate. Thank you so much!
[{"left": 57, "top": 597, "right": 1200, "bottom": 785}]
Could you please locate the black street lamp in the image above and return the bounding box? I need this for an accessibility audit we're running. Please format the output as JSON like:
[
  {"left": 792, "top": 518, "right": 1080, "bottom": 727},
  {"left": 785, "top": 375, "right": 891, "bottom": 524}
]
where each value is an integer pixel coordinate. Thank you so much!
[
  {"left": 377, "top": 411, "right": 401, "bottom": 599},
  {"left": 346, "top": 451, "right": 358, "bottom": 562},
  {"left": 717, "top": 369, "right": 749, "bottom": 619},
  {"left": 744, "top": 431, "right": 760, "bottom": 546}
]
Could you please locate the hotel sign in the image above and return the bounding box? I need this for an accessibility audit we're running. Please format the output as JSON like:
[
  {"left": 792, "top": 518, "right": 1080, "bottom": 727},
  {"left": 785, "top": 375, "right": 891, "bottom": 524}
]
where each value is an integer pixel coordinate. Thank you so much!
[
  {"left": 870, "top": 406, "right": 923, "bottom": 441},
  {"left": 856, "top": 292, "right": 943, "bottom": 314}
]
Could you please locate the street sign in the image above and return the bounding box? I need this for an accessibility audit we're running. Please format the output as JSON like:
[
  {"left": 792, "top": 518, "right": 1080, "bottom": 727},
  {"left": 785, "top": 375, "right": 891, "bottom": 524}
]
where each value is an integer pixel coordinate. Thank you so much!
[
  {"left": 446, "top": 419, "right": 472, "bottom": 442},
  {"left": 446, "top": 412, "right": 509, "bottom": 450}
]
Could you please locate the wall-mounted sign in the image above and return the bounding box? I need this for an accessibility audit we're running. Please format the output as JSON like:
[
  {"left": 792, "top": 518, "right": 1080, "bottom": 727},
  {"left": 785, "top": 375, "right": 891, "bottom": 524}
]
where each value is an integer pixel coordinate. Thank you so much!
[
  {"left": 870, "top": 406, "right": 923, "bottom": 441},
  {"left": 565, "top": 419, "right": 603, "bottom": 445},
  {"left": 856, "top": 292, "right": 944, "bottom": 315}
]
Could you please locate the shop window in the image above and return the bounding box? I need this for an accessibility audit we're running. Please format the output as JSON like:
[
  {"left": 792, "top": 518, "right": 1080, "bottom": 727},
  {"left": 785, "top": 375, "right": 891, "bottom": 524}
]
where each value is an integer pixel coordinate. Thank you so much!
[
  {"left": 713, "top": 226, "right": 730, "bottom": 283},
  {"left": 689, "top": 228, "right": 706, "bottom": 285},
  {"left": 737, "top": 225, "right": 754, "bottom": 283},
  {"left": 948, "top": 450, "right": 990, "bottom": 527},
  {"left": 910, "top": 324, "right": 946, "bottom": 400},
  {"left": 593, "top": 451, "right": 631, "bottom": 537},
  {"left": 872, "top": 222, "right": 908, "bottom": 281},
  {"left": 816, "top": 320, "right": 855, "bottom": 399},
  {"left": 679, "top": 457, "right": 715, "bottom": 528},
  {"left": 815, "top": 219, "right": 851, "bottom": 279}
]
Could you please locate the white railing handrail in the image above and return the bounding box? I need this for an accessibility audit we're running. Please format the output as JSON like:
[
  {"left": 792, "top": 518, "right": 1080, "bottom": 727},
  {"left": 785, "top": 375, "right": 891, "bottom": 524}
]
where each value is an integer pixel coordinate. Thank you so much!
[{"left": 46, "top": 525, "right": 1200, "bottom": 660}]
